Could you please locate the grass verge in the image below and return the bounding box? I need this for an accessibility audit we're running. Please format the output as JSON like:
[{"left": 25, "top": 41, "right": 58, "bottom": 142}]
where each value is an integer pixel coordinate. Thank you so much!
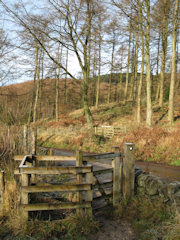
[{"left": 113, "top": 195, "right": 180, "bottom": 240}]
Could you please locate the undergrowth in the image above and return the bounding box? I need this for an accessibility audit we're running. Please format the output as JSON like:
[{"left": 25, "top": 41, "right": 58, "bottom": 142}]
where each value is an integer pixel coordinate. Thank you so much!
[
  {"left": 37, "top": 124, "right": 180, "bottom": 166},
  {"left": 0, "top": 185, "right": 99, "bottom": 240},
  {"left": 113, "top": 195, "right": 180, "bottom": 240},
  {"left": 0, "top": 165, "right": 98, "bottom": 239}
]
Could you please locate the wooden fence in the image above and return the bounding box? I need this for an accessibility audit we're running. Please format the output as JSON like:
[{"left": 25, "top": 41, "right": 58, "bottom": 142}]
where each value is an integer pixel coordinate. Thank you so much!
[
  {"left": 13, "top": 143, "right": 135, "bottom": 220},
  {"left": 94, "top": 125, "right": 127, "bottom": 138}
]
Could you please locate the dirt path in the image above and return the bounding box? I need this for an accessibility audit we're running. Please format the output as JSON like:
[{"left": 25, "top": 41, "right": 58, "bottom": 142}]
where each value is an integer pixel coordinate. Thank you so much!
[{"left": 88, "top": 216, "right": 137, "bottom": 240}]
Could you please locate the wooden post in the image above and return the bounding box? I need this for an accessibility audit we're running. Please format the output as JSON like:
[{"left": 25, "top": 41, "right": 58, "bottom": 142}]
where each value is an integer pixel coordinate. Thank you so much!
[
  {"left": 76, "top": 150, "right": 83, "bottom": 214},
  {"left": 95, "top": 126, "right": 97, "bottom": 134},
  {"left": 112, "top": 147, "right": 121, "bottom": 206},
  {"left": 123, "top": 143, "right": 135, "bottom": 200},
  {"left": 30, "top": 127, "right": 37, "bottom": 155},
  {"left": 85, "top": 166, "right": 93, "bottom": 216},
  {"left": 23, "top": 125, "right": 28, "bottom": 155},
  {"left": 29, "top": 157, "right": 37, "bottom": 185},
  {"left": 112, "top": 127, "right": 115, "bottom": 137},
  {"left": 21, "top": 173, "right": 29, "bottom": 219},
  {"left": 49, "top": 148, "right": 54, "bottom": 156},
  {"left": 0, "top": 171, "right": 5, "bottom": 209}
]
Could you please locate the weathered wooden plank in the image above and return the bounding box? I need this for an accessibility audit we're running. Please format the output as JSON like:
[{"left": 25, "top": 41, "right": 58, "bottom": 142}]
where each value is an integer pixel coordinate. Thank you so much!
[
  {"left": 0, "top": 171, "right": 5, "bottom": 200},
  {"left": 22, "top": 184, "right": 91, "bottom": 193},
  {"left": 21, "top": 173, "right": 30, "bottom": 219},
  {"left": 95, "top": 153, "right": 121, "bottom": 159},
  {"left": 85, "top": 171, "right": 93, "bottom": 216},
  {"left": 34, "top": 155, "right": 76, "bottom": 161},
  {"left": 82, "top": 155, "right": 98, "bottom": 161},
  {"left": 83, "top": 153, "right": 116, "bottom": 161},
  {"left": 93, "top": 193, "right": 112, "bottom": 201},
  {"left": 14, "top": 155, "right": 25, "bottom": 161},
  {"left": 112, "top": 147, "right": 121, "bottom": 206},
  {"left": 93, "top": 168, "right": 113, "bottom": 176},
  {"left": 14, "top": 155, "right": 76, "bottom": 161},
  {"left": 14, "top": 169, "right": 21, "bottom": 175},
  {"left": 76, "top": 150, "right": 83, "bottom": 214},
  {"left": 21, "top": 202, "right": 91, "bottom": 211},
  {"left": 92, "top": 181, "right": 113, "bottom": 190},
  {"left": 123, "top": 143, "right": 135, "bottom": 199},
  {"left": 20, "top": 166, "right": 92, "bottom": 174},
  {"left": 93, "top": 175, "right": 107, "bottom": 199}
]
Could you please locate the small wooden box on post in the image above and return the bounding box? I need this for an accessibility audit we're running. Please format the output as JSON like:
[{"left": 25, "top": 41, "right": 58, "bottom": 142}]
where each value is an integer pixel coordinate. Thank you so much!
[
  {"left": 123, "top": 143, "right": 135, "bottom": 200},
  {"left": 112, "top": 146, "right": 121, "bottom": 206}
]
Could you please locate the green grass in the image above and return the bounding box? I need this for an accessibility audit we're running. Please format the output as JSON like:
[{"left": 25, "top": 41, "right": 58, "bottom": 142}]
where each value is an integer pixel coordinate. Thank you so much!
[{"left": 170, "top": 158, "right": 180, "bottom": 166}]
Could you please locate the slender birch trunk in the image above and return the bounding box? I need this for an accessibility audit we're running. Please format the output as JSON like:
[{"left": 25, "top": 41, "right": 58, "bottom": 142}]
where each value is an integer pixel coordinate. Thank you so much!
[
  {"left": 155, "top": 34, "right": 160, "bottom": 104},
  {"left": 119, "top": 60, "right": 123, "bottom": 103},
  {"left": 137, "top": 1, "right": 144, "bottom": 123},
  {"left": 145, "top": 0, "right": 152, "bottom": 127},
  {"left": 168, "top": 0, "right": 179, "bottom": 125},
  {"left": 95, "top": 18, "right": 101, "bottom": 108},
  {"left": 38, "top": 50, "right": 44, "bottom": 120},
  {"left": 64, "top": 48, "right": 68, "bottom": 105},
  {"left": 107, "top": 34, "right": 115, "bottom": 104},
  {"left": 33, "top": 48, "right": 41, "bottom": 123},
  {"left": 124, "top": 25, "right": 132, "bottom": 101},
  {"left": 28, "top": 42, "right": 39, "bottom": 124},
  {"left": 159, "top": 0, "right": 170, "bottom": 107}
]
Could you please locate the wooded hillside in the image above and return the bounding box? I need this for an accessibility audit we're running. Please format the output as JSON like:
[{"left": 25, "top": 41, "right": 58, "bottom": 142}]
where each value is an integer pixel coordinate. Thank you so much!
[{"left": 0, "top": 0, "right": 179, "bottom": 127}]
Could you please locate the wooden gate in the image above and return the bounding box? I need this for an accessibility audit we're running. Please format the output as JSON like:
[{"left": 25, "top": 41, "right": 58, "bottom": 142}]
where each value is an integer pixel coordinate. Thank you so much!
[{"left": 14, "top": 144, "right": 135, "bottom": 219}]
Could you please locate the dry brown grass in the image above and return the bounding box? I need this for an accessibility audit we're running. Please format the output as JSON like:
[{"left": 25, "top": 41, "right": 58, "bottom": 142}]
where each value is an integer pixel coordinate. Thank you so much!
[{"left": 162, "top": 207, "right": 180, "bottom": 240}]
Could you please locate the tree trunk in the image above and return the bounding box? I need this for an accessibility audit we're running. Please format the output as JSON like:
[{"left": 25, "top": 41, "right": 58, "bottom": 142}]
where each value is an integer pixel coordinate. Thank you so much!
[
  {"left": 159, "top": 0, "right": 170, "bottom": 107},
  {"left": 133, "top": 23, "right": 139, "bottom": 107},
  {"left": 95, "top": 18, "right": 101, "bottom": 108},
  {"left": 82, "top": 69, "right": 93, "bottom": 128},
  {"left": 118, "top": 61, "right": 123, "bottom": 103},
  {"left": 168, "top": 0, "right": 179, "bottom": 125},
  {"left": 33, "top": 48, "right": 41, "bottom": 123},
  {"left": 91, "top": 34, "right": 97, "bottom": 106},
  {"left": 64, "top": 48, "right": 68, "bottom": 105},
  {"left": 55, "top": 43, "right": 62, "bottom": 122},
  {"left": 28, "top": 43, "right": 39, "bottom": 124},
  {"left": 107, "top": 35, "right": 115, "bottom": 104},
  {"left": 145, "top": 0, "right": 152, "bottom": 127},
  {"left": 155, "top": 34, "right": 160, "bottom": 104},
  {"left": 38, "top": 50, "right": 44, "bottom": 120},
  {"left": 124, "top": 25, "right": 132, "bottom": 101},
  {"left": 137, "top": 1, "right": 144, "bottom": 123}
]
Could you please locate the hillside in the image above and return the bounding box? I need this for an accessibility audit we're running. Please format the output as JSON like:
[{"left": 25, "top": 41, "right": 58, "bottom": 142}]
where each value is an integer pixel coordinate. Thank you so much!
[
  {"left": 35, "top": 100, "right": 180, "bottom": 166},
  {"left": 0, "top": 73, "right": 180, "bottom": 166}
]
